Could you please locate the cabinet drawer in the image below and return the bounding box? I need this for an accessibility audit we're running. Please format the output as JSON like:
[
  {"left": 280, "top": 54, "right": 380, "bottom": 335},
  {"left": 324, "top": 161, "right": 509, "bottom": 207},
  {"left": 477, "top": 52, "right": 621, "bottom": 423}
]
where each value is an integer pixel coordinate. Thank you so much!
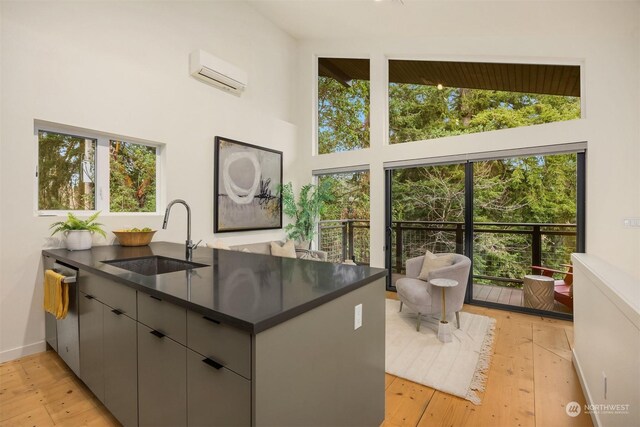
[
  {"left": 138, "top": 292, "right": 187, "bottom": 345},
  {"left": 187, "top": 349, "right": 251, "bottom": 427},
  {"left": 187, "top": 311, "right": 251, "bottom": 379},
  {"left": 79, "top": 270, "right": 136, "bottom": 319}
]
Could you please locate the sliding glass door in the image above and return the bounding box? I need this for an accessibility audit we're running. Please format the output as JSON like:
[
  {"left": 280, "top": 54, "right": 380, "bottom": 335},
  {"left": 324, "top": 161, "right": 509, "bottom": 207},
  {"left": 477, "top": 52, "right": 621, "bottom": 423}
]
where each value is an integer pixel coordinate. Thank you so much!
[
  {"left": 385, "top": 150, "right": 585, "bottom": 318},
  {"left": 385, "top": 163, "right": 467, "bottom": 287}
]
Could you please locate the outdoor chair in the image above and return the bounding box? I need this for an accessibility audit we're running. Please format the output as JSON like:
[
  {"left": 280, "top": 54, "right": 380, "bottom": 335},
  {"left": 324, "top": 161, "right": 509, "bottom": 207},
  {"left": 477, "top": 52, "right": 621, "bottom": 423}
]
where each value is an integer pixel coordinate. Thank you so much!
[
  {"left": 395, "top": 253, "right": 471, "bottom": 331},
  {"left": 531, "top": 264, "right": 573, "bottom": 310}
]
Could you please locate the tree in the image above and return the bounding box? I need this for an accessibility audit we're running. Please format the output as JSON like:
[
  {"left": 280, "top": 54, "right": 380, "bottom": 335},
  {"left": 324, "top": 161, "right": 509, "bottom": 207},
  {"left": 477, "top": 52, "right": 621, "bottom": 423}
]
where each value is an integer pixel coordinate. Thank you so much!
[
  {"left": 38, "top": 131, "right": 95, "bottom": 210},
  {"left": 318, "top": 77, "right": 370, "bottom": 154},
  {"left": 109, "top": 141, "right": 157, "bottom": 212}
]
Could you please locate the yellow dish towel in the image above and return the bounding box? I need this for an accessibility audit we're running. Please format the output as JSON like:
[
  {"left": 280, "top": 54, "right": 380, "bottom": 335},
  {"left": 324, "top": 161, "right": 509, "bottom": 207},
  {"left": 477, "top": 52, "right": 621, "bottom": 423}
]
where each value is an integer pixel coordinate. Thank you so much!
[{"left": 44, "top": 270, "right": 69, "bottom": 320}]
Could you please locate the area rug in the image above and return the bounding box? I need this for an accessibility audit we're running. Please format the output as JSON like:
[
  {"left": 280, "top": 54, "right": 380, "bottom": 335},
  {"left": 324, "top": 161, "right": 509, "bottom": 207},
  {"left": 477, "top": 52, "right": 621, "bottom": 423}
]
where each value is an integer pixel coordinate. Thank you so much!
[{"left": 385, "top": 299, "right": 496, "bottom": 404}]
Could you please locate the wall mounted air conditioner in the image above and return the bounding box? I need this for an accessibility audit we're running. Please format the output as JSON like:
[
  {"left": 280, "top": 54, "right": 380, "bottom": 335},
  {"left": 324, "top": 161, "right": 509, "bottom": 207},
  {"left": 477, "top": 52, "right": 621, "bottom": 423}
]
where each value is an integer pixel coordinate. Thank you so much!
[{"left": 189, "top": 49, "right": 247, "bottom": 96}]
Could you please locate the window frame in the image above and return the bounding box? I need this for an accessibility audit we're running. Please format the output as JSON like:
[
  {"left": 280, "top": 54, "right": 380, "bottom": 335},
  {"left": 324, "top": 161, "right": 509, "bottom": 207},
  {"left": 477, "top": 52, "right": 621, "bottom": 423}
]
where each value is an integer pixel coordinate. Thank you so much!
[{"left": 34, "top": 121, "right": 163, "bottom": 216}]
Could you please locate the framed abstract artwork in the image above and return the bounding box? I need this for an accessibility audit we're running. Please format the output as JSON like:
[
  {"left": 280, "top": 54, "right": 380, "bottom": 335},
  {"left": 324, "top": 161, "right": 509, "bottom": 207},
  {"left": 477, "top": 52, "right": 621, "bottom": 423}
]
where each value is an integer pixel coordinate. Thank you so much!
[{"left": 214, "top": 136, "right": 283, "bottom": 232}]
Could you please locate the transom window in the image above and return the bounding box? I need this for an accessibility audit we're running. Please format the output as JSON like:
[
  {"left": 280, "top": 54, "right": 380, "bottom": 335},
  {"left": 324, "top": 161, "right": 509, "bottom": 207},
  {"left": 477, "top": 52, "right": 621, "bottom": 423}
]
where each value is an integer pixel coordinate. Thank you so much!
[
  {"left": 388, "top": 59, "right": 581, "bottom": 143},
  {"left": 317, "top": 57, "right": 370, "bottom": 154},
  {"left": 37, "top": 125, "right": 161, "bottom": 214}
]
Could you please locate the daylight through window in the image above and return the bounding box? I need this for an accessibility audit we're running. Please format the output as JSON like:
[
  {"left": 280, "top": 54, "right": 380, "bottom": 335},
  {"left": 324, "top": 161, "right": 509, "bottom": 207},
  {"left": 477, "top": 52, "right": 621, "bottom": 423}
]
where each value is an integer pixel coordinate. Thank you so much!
[
  {"left": 38, "top": 131, "right": 96, "bottom": 211},
  {"left": 317, "top": 58, "right": 370, "bottom": 154},
  {"left": 37, "top": 127, "right": 160, "bottom": 213},
  {"left": 388, "top": 60, "right": 581, "bottom": 143}
]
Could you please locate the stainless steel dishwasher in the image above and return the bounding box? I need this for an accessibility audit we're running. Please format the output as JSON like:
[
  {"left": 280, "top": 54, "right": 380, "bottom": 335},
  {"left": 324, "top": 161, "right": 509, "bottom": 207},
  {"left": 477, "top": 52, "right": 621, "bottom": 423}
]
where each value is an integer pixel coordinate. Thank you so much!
[{"left": 43, "top": 257, "right": 80, "bottom": 376}]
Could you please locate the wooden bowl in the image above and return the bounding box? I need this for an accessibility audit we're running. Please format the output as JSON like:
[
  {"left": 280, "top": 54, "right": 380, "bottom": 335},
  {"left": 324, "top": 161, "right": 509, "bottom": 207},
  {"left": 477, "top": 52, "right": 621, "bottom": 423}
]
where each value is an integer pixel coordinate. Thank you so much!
[{"left": 113, "top": 230, "right": 157, "bottom": 247}]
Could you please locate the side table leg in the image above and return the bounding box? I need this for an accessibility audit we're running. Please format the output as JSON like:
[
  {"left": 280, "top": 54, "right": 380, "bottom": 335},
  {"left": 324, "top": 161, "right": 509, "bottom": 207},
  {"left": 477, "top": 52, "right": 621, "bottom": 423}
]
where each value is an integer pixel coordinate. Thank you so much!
[
  {"left": 441, "top": 288, "right": 446, "bottom": 322},
  {"left": 438, "top": 287, "right": 452, "bottom": 342}
]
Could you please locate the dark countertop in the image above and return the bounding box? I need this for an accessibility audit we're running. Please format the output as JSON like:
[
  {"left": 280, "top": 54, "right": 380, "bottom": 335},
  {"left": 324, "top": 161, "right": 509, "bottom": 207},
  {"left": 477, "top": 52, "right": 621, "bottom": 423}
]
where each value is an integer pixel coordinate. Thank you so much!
[{"left": 42, "top": 242, "right": 387, "bottom": 334}]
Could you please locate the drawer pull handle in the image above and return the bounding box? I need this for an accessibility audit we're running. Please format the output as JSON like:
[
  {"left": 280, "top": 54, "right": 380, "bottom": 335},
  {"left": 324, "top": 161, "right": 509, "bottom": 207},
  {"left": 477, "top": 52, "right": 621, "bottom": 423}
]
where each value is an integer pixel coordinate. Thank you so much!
[
  {"left": 111, "top": 309, "right": 124, "bottom": 316},
  {"left": 202, "top": 357, "right": 224, "bottom": 370},
  {"left": 150, "top": 329, "right": 165, "bottom": 339},
  {"left": 84, "top": 294, "right": 95, "bottom": 300},
  {"left": 149, "top": 295, "right": 162, "bottom": 301},
  {"left": 202, "top": 316, "right": 220, "bottom": 324}
]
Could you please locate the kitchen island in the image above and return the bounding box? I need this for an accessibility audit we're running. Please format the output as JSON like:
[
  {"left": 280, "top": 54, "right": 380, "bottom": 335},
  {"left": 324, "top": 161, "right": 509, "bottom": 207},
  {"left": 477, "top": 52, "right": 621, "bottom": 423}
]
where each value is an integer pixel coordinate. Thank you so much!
[{"left": 42, "top": 242, "right": 387, "bottom": 427}]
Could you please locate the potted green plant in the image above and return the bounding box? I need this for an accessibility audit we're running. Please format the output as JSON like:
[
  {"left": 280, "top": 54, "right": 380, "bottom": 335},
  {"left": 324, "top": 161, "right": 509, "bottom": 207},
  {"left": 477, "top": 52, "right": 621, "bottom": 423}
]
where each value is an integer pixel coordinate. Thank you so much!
[
  {"left": 50, "top": 212, "right": 107, "bottom": 251},
  {"left": 280, "top": 181, "right": 334, "bottom": 249}
]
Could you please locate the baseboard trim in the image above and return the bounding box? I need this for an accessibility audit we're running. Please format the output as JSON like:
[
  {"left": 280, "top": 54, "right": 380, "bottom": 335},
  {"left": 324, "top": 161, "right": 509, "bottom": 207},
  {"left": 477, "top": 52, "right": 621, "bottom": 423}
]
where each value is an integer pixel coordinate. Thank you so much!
[
  {"left": 0, "top": 340, "right": 47, "bottom": 363},
  {"left": 573, "top": 349, "right": 601, "bottom": 427}
]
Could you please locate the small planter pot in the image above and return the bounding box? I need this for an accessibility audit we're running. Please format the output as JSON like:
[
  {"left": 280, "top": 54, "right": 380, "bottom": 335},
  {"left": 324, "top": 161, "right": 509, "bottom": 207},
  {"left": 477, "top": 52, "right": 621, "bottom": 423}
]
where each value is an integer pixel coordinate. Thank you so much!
[
  {"left": 64, "top": 230, "right": 93, "bottom": 251},
  {"left": 295, "top": 240, "right": 311, "bottom": 250}
]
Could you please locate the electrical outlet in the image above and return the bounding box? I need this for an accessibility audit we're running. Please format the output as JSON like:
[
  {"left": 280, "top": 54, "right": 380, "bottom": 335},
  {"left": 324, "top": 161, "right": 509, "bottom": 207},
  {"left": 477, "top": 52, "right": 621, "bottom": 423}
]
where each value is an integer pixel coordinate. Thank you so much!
[
  {"left": 354, "top": 304, "right": 363, "bottom": 330},
  {"left": 602, "top": 371, "right": 607, "bottom": 399}
]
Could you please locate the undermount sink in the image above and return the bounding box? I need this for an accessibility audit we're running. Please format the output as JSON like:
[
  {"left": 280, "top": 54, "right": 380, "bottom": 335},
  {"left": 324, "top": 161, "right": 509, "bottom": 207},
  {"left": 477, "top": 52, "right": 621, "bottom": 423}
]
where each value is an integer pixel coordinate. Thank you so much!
[{"left": 102, "top": 256, "right": 209, "bottom": 276}]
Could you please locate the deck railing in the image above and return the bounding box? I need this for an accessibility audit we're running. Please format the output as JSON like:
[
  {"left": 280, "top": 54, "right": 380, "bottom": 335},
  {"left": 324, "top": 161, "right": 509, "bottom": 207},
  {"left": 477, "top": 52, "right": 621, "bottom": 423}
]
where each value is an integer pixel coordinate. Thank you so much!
[{"left": 318, "top": 219, "right": 577, "bottom": 287}]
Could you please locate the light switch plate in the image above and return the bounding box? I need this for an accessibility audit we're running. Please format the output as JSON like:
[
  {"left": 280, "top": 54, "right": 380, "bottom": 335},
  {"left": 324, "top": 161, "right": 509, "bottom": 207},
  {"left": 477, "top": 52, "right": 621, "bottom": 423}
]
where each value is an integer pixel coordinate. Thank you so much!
[
  {"left": 354, "top": 304, "right": 363, "bottom": 330},
  {"left": 623, "top": 218, "right": 640, "bottom": 228}
]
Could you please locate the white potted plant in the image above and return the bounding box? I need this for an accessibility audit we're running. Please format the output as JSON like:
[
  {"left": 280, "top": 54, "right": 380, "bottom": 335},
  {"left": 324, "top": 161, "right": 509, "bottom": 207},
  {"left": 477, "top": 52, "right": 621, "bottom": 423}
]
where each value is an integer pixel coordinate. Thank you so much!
[{"left": 49, "top": 212, "right": 107, "bottom": 250}]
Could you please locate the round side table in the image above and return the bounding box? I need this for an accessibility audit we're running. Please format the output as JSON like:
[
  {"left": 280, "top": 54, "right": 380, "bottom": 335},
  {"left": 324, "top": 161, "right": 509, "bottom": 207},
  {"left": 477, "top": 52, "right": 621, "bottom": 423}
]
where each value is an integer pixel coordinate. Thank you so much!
[
  {"left": 523, "top": 274, "right": 555, "bottom": 311},
  {"left": 429, "top": 278, "right": 459, "bottom": 343}
]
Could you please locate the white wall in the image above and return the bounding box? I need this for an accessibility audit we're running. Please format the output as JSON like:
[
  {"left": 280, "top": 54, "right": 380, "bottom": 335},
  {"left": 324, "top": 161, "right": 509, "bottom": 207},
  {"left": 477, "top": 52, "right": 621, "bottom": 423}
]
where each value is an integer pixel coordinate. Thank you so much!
[
  {"left": 0, "top": 1, "right": 300, "bottom": 361},
  {"left": 295, "top": 1, "right": 640, "bottom": 280}
]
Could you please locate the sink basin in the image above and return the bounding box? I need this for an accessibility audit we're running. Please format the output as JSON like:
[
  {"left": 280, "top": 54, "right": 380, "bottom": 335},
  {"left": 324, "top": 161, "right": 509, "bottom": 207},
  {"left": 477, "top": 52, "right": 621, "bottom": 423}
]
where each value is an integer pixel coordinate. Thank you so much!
[{"left": 102, "top": 256, "right": 208, "bottom": 276}]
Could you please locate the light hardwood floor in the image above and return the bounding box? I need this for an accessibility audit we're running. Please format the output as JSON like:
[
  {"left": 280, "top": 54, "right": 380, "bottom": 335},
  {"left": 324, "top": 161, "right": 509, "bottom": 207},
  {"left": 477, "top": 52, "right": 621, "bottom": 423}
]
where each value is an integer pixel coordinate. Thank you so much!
[{"left": 1, "top": 297, "right": 592, "bottom": 427}]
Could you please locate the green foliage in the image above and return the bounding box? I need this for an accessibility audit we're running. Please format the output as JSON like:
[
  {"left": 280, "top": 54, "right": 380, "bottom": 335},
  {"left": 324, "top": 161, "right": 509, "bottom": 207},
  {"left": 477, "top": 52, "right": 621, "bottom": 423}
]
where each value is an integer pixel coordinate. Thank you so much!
[
  {"left": 38, "top": 131, "right": 95, "bottom": 210},
  {"left": 388, "top": 85, "right": 580, "bottom": 143},
  {"left": 391, "top": 154, "right": 578, "bottom": 286},
  {"left": 280, "top": 181, "right": 334, "bottom": 242},
  {"left": 318, "top": 172, "right": 370, "bottom": 220},
  {"left": 49, "top": 211, "right": 107, "bottom": 238},
  {"left": 318, "top": 77, "right": 370, "bottom": 154},
  {"left": 109, "top": 141, "right": 157, "bottom": 212}
]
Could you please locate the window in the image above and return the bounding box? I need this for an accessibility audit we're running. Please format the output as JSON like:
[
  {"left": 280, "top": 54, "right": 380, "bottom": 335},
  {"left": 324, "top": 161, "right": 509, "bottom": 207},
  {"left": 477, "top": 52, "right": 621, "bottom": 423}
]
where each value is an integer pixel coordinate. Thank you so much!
[
  {"left": 388, "top": 60, "right": 581, "bottom": 144},
  {"left": 316, "top": 170, "right": 370, "bottom": 263},
  {"left": 109, "top": 140, "right": 157, "bottom": 212},
  {"left": 37, "top": 125, "right": 160, "bottom": 213},
  {"left": 317, "top": 58, "right": 370, "bottom": 154},
  {"left": 38, "top": 131, "right": 96, "bottom": 210}
]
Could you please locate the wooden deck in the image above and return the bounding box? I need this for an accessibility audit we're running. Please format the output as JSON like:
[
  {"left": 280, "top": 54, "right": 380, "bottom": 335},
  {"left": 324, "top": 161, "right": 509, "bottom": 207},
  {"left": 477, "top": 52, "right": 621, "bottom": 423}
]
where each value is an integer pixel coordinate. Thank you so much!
[
  {"left": 392, "top": 273, "right": 524, "bottom": 307},
  {"left": 473, "top": 283, "right": 524, "bottom": 306}
]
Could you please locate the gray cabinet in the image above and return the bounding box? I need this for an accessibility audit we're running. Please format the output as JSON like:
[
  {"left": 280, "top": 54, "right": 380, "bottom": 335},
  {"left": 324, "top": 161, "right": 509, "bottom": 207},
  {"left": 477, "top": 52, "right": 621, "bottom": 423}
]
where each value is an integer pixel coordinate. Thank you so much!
[
  {"left": 104, "top": 308, "right": 138, "bottom": 427},
  {"left": 79, "top": 292, "right": 105, "bottom": 402},
  {"left": 138, "top": 323, "right": 187, "bottom": 427},
  {"left": 78, "top": 269, "right": 138, "bottom": 426},
  {"left": 187, "top": 349, "right": 251, "bottom": 427}
]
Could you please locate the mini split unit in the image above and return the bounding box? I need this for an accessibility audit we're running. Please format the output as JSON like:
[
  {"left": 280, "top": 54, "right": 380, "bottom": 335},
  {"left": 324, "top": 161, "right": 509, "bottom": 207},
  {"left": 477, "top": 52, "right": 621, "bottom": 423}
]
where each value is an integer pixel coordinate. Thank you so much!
[{"left": 189, "top": 49, "right": 248, "bottom": 96}]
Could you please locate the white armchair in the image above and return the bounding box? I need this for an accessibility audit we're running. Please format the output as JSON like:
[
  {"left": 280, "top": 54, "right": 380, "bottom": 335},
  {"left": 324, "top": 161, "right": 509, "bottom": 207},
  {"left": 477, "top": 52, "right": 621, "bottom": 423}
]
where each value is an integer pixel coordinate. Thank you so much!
[{"left": 396, "top": 253, "right": 471, "bottom": 331}]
